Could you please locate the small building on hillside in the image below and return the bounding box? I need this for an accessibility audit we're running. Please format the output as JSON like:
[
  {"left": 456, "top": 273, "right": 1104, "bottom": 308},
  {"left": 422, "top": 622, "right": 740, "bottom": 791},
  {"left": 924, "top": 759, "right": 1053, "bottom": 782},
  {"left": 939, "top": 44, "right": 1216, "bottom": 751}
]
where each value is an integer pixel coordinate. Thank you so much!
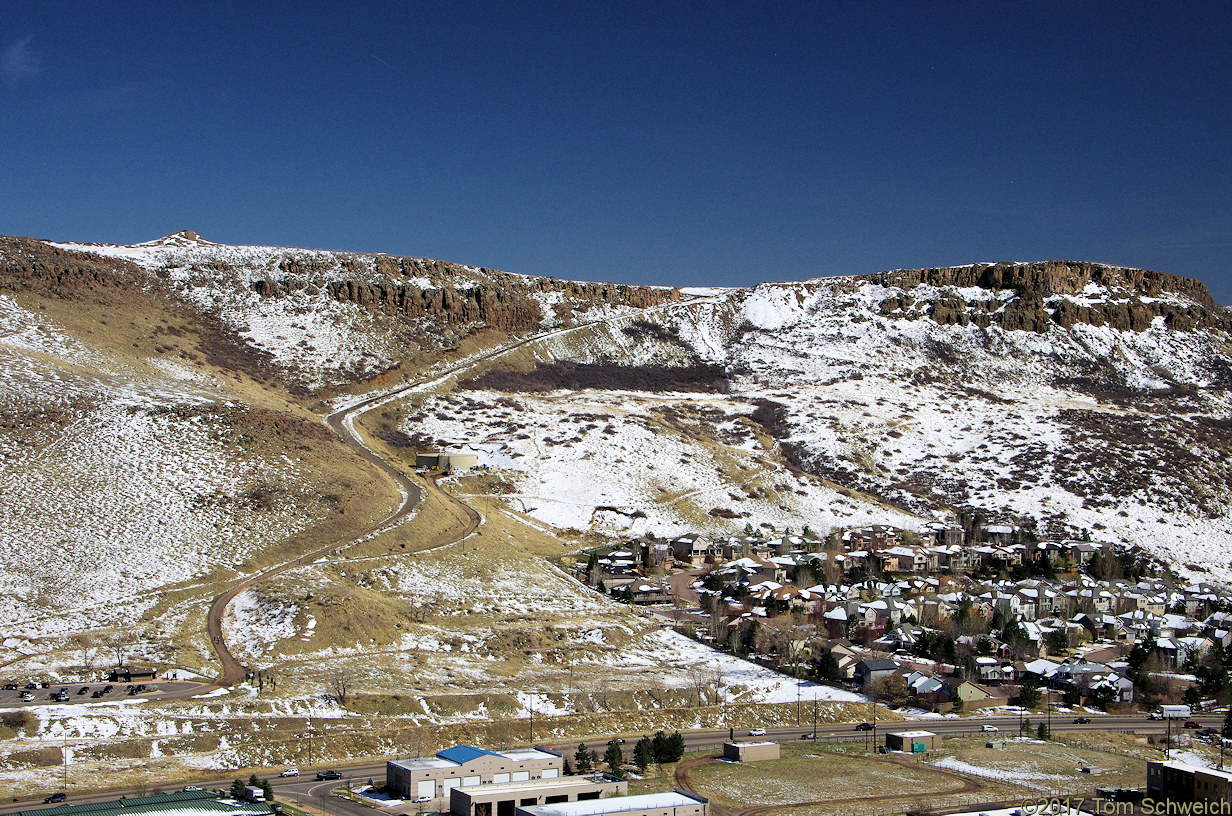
[
  {"left": 108, "top": 666, "right": 157, "bottom": 682},
  {"left": 416, "top": 451, "right": 479, "bottom": 473},
  {"left": 723, "top": 741, "right": 780, "bottom": 762},
  {"left": 886, "top": 731, "right": 940, "bottom": 753}
]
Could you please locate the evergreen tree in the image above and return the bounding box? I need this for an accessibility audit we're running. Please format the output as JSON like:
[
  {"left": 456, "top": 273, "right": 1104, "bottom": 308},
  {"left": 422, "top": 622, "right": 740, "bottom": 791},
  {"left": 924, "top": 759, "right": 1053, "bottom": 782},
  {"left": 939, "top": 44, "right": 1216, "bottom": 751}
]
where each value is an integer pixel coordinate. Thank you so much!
[
  {"left": 260, "top": 779, "right": 274, "bottom": 801},
  {"left": 651, "top": 730, "right": 668, "bottom": 763},
  {"left": 248, "top": 773, "right": 260, "bottom": 788},
  {"left": 633, "top": 736, "right": 653, "bottom": 772},
  {"left": 1036, "top": 722, "right": 1050, "bottom": 740},
  {"left": 574, "top": 742, "right": 592, "bottom": 773},
  {"left": 230, "top": 780, "right": 246, "bottom": 800},
  {"left": 1184, "top": 685, "right": 1203, "bottom": 706},
  {"left": 665, "top": 731, "right": 686, "bottom": 762},
  {"left": 603, "top": 740, "right": 625, "bottom": 777},
  {"left": 1016, "top": 681, "right": 1041, "bottom": 709}
]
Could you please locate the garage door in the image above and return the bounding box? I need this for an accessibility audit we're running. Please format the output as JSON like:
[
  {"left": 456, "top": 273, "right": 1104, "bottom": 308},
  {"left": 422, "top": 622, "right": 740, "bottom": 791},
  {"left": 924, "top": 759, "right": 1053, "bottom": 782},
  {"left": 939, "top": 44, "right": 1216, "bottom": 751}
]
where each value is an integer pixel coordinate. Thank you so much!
[
  {"left": 493, "top": 773, "right": 510, "bottom": 783},
  {"left": 443, "top": 779, "right": 460, "bottom": 794},
  {"left": 512, "top": 771, "right": 529, "bottom": 782},
  {"left": 463, "top": 776, "right": 480, "bottom": 787},
  {"left": 416, "top": 780, "right": 435, "bottom": 800},
  {"left": 542, "top": 769, "right": 559, "bottom": 779}
]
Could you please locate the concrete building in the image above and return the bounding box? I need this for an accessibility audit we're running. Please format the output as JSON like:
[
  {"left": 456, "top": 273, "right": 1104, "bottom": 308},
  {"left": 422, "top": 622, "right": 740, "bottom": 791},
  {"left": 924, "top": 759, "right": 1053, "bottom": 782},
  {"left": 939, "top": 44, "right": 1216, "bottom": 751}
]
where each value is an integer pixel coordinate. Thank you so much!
[
  {"left": 387, "top": 745, "right": 563, "bottom": 801},
  {"left": 1148, "top": 760, "right": 1232, "bottom": 805},
  {"left": 450, "top": 774, "right": 626, "bottom": 816},
  {"left": 516, "top": 791, "right": 708, "bottom": 816},
  {"left": 885, "top": 730, "right": 940, "bottom": 753},
  {"left": 722, "top": 741, "right": 780, "bottom": 762}
]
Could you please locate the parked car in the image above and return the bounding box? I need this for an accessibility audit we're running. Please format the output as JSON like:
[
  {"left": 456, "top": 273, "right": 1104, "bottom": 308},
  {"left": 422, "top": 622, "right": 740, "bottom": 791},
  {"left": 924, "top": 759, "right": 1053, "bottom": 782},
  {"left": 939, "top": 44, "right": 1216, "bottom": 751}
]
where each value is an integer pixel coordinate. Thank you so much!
[
  {"left": 801, "top": 733, "right": 817, "bottom": 740},
  {"left": 103, "top": 685, "right": 114, "bottom": 692},
  {"left": 854, "top": 722, "right": 875, "bottom": 731},
  {"left": 981, "top": 724, "right": 999, "bottom": 732},
  {"left": 44, "top": 793, "right": 67, "bottom": 804},
  {"left": 20, "top": 692, "right": 34, "bottom": 701},
  {"left": 91, "top": 691, "right": 104, "bottom": 698},
  {"left": 1184, "top": 721, "right": 1202, "bottom": 729},
  {"left": 748, "top": 728, "right": 767, "bottom": 736},
  {"left": 25, "top": 683, "right": 38, "bottom": 690},
  {"left": 1074, "top": 717, "right": 1092, "bottom": 724},
  {"left": 2, "top": 683, "right": 17, "bottom": 691},
  {"left": 316, "top": 770, "right": 342, "bottom": 781},
  {"left": 77, "top": 687, "right": 89, "bottom": 695},
  {"left": 279, "top": 768, "right": 299, "bottom": 778},
  {"left": 181, "top": 787, "right": 202, "bottom": 792}
]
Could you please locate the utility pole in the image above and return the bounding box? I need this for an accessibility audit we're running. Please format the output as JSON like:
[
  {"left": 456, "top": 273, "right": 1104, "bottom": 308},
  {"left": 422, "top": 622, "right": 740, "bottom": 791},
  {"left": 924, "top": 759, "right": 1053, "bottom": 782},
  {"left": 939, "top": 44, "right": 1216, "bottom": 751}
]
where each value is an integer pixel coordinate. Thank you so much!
[
  {"left": 813, "top": 700, "right": 819, "bottom": 740},
  {"left": 1046, "top": 687, "right": 1051, "bottom": 739},
  {"left": 528, "top": 693, "right": 534, "bottom": 744},
  {"left": 62, "top": 732, "right": 68, "bottom": 792}
]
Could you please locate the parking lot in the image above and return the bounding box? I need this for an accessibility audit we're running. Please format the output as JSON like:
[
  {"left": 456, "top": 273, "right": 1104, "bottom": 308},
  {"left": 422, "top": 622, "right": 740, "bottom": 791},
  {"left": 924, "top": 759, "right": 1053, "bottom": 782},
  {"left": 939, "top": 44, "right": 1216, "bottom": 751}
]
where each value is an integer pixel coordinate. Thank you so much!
[{"left": 0, "top": 679, "right": 210, "bottom": 706}]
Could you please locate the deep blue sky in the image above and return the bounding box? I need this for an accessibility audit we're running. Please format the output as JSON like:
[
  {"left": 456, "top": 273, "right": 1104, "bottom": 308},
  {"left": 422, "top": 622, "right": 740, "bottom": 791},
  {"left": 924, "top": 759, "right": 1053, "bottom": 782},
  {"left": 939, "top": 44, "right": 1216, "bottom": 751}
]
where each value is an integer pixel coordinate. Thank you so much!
[{"left": 3, "top": 3, "right": 1231, "bottom": 302}]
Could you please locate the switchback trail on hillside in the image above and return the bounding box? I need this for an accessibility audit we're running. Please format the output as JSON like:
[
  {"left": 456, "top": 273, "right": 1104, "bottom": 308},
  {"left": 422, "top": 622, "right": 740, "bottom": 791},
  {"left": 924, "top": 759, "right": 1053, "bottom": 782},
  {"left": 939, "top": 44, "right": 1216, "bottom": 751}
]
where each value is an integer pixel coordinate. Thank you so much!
[{"left": 205, "top": 296, "right": 714, "bottom": 685}]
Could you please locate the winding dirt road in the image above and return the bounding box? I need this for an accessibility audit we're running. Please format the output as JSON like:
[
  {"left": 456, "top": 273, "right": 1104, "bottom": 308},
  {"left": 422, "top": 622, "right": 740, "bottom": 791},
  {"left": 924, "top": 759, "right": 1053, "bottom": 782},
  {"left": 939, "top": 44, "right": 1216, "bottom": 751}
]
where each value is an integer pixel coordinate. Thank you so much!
[{"left": 205, "top": 296, "right": 712, "bottom": 685}]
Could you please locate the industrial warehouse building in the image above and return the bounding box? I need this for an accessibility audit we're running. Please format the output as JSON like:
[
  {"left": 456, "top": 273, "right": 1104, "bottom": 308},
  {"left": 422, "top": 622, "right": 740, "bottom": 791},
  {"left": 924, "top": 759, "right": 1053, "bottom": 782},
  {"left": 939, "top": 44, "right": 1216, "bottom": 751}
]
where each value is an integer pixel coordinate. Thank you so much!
[
  {"left": 449, "top": 773, "right": 626, "bottom": 816},
  {"left": 387, "top": 745, "right": 564, "bottom": 802},
  {"left": 515, "top": 790, "right": 708, "bottom": 816},
  {"left": 1148, "top": 760, "right": 1232, "bottom": 804}
]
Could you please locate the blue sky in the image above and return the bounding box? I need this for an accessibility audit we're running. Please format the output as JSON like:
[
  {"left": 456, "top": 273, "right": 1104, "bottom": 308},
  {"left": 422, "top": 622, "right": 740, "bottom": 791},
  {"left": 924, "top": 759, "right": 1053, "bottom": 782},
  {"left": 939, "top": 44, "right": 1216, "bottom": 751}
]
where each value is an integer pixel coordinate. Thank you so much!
[{"left": 3, "top": 3, "right": 1231, "bottom": 301}]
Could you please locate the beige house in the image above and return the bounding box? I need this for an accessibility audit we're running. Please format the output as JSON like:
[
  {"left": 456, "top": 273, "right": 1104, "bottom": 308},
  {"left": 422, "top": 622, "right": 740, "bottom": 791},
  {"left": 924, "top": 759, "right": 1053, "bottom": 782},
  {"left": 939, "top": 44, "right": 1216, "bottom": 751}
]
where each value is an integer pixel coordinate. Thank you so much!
[{"left": 387, "top": 745, "right": 563, "bottom": 802}]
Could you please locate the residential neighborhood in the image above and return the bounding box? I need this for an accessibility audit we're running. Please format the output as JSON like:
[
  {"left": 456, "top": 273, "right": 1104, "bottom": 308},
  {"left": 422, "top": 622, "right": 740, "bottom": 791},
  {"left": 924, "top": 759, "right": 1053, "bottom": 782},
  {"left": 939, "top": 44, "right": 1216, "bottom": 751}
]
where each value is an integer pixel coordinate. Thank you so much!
[{"left": 582, "top": 522, "right": 1232, "bottom": 714}]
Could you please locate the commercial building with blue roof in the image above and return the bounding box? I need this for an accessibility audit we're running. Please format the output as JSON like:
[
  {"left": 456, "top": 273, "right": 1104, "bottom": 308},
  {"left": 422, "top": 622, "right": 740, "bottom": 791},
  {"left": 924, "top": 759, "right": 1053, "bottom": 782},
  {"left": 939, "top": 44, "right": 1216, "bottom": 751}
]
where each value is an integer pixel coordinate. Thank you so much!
[{"left": 387, "top": 744, "right": 563, "bottom": 803}]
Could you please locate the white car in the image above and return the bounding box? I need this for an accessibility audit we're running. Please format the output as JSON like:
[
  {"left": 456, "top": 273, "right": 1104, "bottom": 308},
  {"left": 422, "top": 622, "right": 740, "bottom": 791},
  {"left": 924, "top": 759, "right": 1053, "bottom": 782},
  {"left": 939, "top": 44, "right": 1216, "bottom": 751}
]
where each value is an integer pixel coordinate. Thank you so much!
[
  {"left": 279, "top": 768, "right": 299, "bottom": 778},
  {"left": 981, "top": 724, "right": 999, "bottom": 732},
  {"left": 748, "top": 728, "right": 767, "bottom": 736}
]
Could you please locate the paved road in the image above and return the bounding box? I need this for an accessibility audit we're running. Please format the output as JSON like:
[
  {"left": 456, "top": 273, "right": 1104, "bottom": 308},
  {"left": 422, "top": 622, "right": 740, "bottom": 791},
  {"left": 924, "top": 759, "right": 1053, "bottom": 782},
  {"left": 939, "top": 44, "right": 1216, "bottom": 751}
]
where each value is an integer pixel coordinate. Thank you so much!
[{"left": 2, "top": 714, "right": 1220, "bottom": 814}]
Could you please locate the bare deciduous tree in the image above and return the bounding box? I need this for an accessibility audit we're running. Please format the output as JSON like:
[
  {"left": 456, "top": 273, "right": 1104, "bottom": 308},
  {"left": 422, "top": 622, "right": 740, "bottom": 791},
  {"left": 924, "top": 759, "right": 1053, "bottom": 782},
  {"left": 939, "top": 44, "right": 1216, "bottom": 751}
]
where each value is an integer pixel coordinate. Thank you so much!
[
  {"left": 328, "top": 669, "right": 355, "bottom": 706},
  {"left": 72, "top": 634, "right": 97, "bottom": 672}
]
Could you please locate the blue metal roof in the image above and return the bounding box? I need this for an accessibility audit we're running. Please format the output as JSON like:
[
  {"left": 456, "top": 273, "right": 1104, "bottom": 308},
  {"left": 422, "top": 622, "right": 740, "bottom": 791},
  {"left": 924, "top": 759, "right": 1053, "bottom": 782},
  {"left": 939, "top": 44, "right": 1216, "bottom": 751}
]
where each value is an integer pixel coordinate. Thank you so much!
[{"left": 437, "top": 744, "right": 501, "bottom": 765}]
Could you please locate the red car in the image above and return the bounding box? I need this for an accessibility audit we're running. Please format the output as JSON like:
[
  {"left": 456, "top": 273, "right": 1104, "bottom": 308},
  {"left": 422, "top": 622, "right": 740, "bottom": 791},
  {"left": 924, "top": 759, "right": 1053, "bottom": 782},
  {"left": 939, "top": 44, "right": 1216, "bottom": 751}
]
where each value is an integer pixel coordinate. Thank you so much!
[{"left": 1184, "top": 720, "right": 1202, "bottom": 729}]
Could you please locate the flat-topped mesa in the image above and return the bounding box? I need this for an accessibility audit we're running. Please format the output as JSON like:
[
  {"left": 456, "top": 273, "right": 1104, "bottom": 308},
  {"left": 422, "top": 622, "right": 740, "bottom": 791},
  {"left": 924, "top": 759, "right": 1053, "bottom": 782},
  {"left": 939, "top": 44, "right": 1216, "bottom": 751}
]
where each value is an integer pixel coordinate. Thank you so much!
[{"left": 863, "top": 261, "right": 1229, "bottom": 333}]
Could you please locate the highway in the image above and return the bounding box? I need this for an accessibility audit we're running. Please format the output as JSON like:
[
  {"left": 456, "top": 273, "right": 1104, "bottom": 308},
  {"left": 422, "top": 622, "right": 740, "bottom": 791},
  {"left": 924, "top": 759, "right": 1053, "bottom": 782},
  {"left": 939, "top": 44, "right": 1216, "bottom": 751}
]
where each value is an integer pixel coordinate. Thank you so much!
[{"left": 1, "top": 714, "right": 1221, "bottom": 815}]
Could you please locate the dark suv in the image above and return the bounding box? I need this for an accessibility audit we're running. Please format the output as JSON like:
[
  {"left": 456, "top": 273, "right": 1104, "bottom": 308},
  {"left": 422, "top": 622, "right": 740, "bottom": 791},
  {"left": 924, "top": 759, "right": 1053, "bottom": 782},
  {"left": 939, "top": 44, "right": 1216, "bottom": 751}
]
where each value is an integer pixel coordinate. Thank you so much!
[{"left": 45, "top": 794, "right": 67, "bottom": 804}]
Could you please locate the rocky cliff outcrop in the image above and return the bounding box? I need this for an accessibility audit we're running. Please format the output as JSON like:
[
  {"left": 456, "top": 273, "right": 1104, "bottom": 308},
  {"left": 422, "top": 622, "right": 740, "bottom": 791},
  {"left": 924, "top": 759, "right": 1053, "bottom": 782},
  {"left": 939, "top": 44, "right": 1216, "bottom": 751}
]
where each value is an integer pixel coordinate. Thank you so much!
[
  {"left": 251, "top": 255, "right": 680, "bottom": 333},
  {"left": 867, "top": 261, "right": 1230, "bottom": 333},
  {"left": 0, "top": 236, "right": 139, "bottom": 297}
]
